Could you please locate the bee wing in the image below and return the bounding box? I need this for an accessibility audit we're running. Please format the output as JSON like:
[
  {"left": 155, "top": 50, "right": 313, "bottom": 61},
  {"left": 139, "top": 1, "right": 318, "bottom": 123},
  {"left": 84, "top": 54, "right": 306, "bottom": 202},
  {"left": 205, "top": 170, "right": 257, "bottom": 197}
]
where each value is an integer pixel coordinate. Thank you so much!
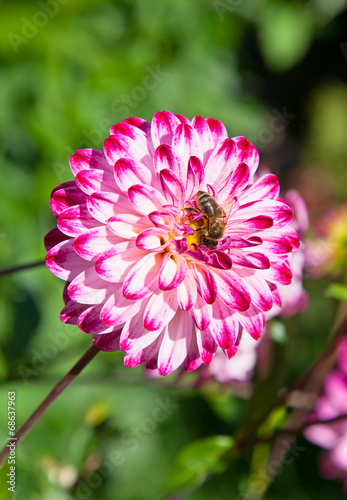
[{"left": 222, "top": 196, "right": 238, "bottom": 222}]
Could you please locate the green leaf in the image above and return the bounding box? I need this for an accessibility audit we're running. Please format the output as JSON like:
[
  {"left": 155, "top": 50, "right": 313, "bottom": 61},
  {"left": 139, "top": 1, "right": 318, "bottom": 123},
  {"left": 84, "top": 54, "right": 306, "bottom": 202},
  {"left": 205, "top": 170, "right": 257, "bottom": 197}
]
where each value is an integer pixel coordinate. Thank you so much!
[
  {"left": 326, "top": 283, "right": 347, "bottom": 301},
  {"left": 162, "top": 435, "right": 234, "bottom": 496}
]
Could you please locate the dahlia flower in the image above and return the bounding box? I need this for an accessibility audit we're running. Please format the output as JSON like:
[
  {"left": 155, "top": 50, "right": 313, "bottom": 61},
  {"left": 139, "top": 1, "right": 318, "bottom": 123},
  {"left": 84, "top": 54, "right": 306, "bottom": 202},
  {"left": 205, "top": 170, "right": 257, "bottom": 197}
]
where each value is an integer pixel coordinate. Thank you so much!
[
  {"left": 45, "top": 111, "right": 298, "bottom": 375},
  {"left": 304, "top": 338, "right": 347, "bottom": 493}
]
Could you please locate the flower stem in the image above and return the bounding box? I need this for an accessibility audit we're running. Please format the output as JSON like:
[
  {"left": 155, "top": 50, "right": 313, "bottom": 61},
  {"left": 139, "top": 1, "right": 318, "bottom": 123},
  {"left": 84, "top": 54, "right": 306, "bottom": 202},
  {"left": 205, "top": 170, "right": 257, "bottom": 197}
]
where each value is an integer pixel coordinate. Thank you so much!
[
  {"left": 0, "top": 344, "right": 100, "bottom": 468},
  {"left": 0, "top": 260, "right": 46, "bottom": 277}
]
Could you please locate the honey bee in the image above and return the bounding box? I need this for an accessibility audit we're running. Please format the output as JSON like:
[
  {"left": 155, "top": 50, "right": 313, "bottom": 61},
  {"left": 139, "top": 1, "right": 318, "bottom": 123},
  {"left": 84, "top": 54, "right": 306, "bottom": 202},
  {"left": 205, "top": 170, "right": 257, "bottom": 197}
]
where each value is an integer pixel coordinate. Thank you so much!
[{"left": 194, "top": 191, "right": 227, "bottom": 248}]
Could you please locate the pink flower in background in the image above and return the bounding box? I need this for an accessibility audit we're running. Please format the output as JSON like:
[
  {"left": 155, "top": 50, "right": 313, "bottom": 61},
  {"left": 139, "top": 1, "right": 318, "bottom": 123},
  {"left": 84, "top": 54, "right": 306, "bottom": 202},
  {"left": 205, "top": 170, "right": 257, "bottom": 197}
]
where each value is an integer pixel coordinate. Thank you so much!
[
  {"left": 45, "top": 111, "right": 298, "bottom": 375},
  {"left": 304, "top": 338, "right": 347, "bottom": 493},
  {"left": 207, "top": 190, "right": 309, "bottom": 383}
]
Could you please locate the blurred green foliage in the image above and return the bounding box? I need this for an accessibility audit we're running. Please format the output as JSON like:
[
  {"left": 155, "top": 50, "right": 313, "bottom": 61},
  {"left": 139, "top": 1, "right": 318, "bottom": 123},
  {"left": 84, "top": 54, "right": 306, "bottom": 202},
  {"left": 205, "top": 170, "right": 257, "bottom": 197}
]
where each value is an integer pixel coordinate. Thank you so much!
[{"left": 0, "top": 0, "right": 347, "bottom": 499}]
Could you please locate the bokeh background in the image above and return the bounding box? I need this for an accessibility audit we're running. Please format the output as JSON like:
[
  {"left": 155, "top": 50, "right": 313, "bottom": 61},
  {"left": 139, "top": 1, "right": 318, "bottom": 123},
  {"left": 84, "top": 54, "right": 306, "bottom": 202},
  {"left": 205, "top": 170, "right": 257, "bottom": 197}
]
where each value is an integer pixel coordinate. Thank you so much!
[{"left": 0, "top": 0, "right": 347, "bottom": 499}]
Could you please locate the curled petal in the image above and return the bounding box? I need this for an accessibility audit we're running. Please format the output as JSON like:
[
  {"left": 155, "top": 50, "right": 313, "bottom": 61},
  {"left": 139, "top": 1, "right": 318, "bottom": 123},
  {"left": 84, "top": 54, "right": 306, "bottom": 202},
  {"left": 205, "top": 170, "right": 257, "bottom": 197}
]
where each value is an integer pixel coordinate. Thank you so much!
[
  {"left": 241, "top": 173, "right": 280, "bottom": 204},
  {"left": 87, "top": 192, "right": 131, "bottom": 223},
  {"left": 136, "top": 228, "right": 169, "bottom": 252},
  {"left": 78, "top": 304, "right": 114, "bottom": 334},
  {"left": 185, "top": 156, "right": 205, "bottom": 199},
  {"left": 104, "top": 134, "right": 151, "bottom": 169},
  {"left": 158, "top": 253, "right": 188, "bottom": 290},
  {"left": 191, "top": 116, "right": 215, "bottom": 164},
  {"left": 120, "top": 309, "right": 163, "bottom": 354}
]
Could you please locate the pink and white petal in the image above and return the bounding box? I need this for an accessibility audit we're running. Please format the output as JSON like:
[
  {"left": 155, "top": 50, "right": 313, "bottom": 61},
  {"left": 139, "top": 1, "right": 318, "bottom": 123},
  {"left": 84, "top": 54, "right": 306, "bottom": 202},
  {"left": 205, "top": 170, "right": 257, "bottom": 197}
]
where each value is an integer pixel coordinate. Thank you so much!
[
  {"left": 148, "top": 210, "right": 175, "bottom": 231},
  {"left": 114, "top": 158, "right": 153, "bottom": 192},
  {"left": 68, "top": 266, "right": 115, "bottom": 305},
  {"left": 93, "top": 330, "right": 121, "bottom": 352},
  {"left": 204, "top": 139, "right": 238, "bottom": 187},
  {"left": 183, "top": 332, "right": 203, "bottom": 372},
  {"left": 196, "top": 328, "right": 217, "bottom": 365},
  {"left": 128, "top": 184, "right": 167, "bottom": 215},
  {"left": 75, "top": 169, "right": 118, "bottom": 195},
  {"left": 120, "top": 116, "right": 151, "bottom": 134},
  {"left": 237, "top": 200, "right": 293, "bottom": 228},
  {"left": 96, "top": 241, "right": 144, "bottom": 282},
  {"left": 208, "top": 300, "right": 238, "bottom": 349},
  {"left": 110, "top": 123, "right": 154, "bottom": 158},
  {"left": 136, "top": 228, "right": 169, "bottom": 252},
  {"left": 229, "top": 251, "right": 270, "bottom": 270},
  {"left": 206, "top": 118, "right": 228, "bottom": 148},
  {"left": 258, "top": 234, "right": 293, "bottom": 255},
  {"left": 58, "top": 205, "right": 100, "bottom": 237},
  {"left": 120, "top": 307, "right": 163, "bottom": 354},
  {"left": 185, "top": 156, "right": 205, "bottom": 199},
  {"left": 191, "top": 264, "right": 217, "bottom": 304},
  {"left": 74, "top": 226, "right": 122, "bottom": 261},
  {"left": 87, "top": 192, "right": 133, "bottom": 223},
  {"left": 122, "top": 252, "right": 161, "bottom": 300},
  {"left": 160, "top": 169, "right": 185, "bottom": 205},
  {"left": 157, "top": 310, "right": 193, "bottom": 375},
  {"left": 124, "top": 332, "right": 163, "bottom": 368},
  {"left": 78, "top": 304, "right": 114, "bottom": 334},
  {"left": 104, "top": 134, "right": 151, "bottom": 169},
  {"left": 159, "top": 253, "right": 188, "bottom": 290},
  {"left": 218, "top": 163, "right": 250, "bottom": 203},
  {"left": 189, "top": 294, "right": 212, "bottom": 330},
  {"left": 46, "top": 239, "right": 89, "bottom": 281},
  {"left": 107, "top": 213, "right": 149, "bottom": 239},
  {"left": 70, "top": 149, "right": 112, "bottom": 176},
  {"left": 50, "top": 182, "right": 87, "bottom": 216},
  {"left": 153, "top": 144, "right": 185, "bottom": 181},
  {"left": 234, "top": 269, "right": 273, "bottom": 311},
  {"left": 44, "top": 227, "right": 70, "bottom": 251},
  {"left": 261, "top": 260, "right": 292, "bottom": 285},
  {"left": 240, "top": 174, "right": 280, "bottom": 204},
  {"left": 60, "top": 300, "right": 90, "bottom": 325},
  {"left": 143, "top": 290, "right": 178, "bottom": 331},
  {"left": 151, "top": 111, "right": 181, "bottom": 149},
  {"left": 236, "top": 305, "right": 265, "bottom": 340},
  {"left": 212, "top": 268, "right": 251, "bottom": 312},
  {"left": 177, "top": 269, "right": 198, "bottom": 310},
  {"left": 173, "top": 123, "right": 202, "bottom": 168},
  {"left": 100, "top": 291, "right": 143, "bottom": 326},
  {"left": 226, "top": 215, "right": 273, "bottom": 236},
  {"left": 191, "top": 115, "right": 215, "bottom": 164},
  {"left": 233, "top": 137, "right": 259, "bottom": 178}
]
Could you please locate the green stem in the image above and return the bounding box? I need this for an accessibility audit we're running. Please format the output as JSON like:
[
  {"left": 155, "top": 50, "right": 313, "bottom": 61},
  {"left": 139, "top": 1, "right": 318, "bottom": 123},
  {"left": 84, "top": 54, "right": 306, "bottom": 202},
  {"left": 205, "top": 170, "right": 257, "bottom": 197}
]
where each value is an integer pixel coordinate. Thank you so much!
[
  {"left": 0, "top": 260, "right": 46, "bottom": 277},
  {"left": 0, "top": 345, "right": 100, "bottom": 468}
]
